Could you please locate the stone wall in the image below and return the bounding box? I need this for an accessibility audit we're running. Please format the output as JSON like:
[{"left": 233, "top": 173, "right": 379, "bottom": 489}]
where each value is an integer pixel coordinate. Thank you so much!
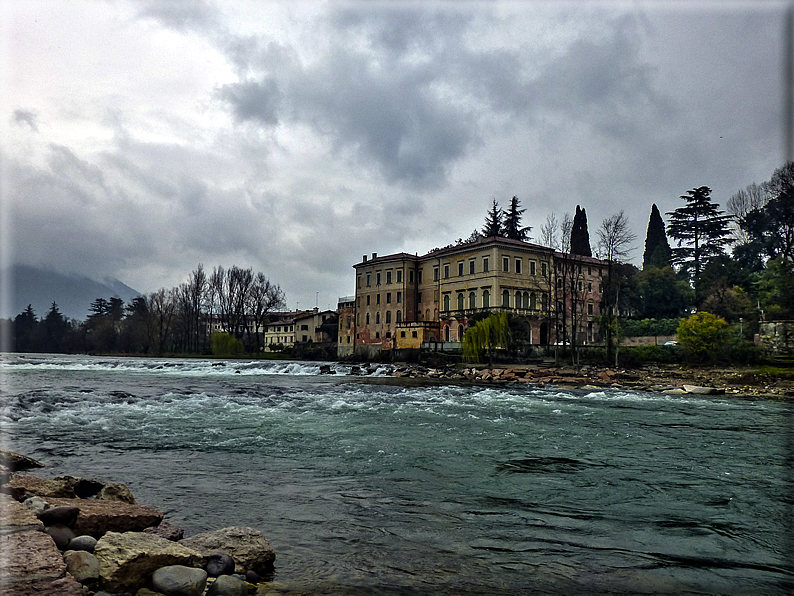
[{"left": 759, "top": 321, "right": 794, "bottom": 355}]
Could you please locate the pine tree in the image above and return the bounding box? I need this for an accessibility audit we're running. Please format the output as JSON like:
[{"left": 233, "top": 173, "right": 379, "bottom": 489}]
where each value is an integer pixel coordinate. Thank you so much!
[
  {"left": 503, "top": 196, "right": 531, "bottom": 241},
  {"left": 666, "top": 186, "right": 733, "bottom": 289},
  {"left": 570, "top": 205, "right": 592, "bottom": 256},
  {"left": 482, "top": 199, "right": 503, "bottom": 237},
  {"left": 642, "top": 204, "right": 672, "bottom": 269}
]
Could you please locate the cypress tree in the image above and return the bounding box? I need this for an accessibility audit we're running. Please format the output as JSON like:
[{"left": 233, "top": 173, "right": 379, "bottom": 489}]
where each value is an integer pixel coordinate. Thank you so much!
[
  {"left": 570, "top": 205, "right": 592, "bottom": 256},
  {"left": 642, "top": 204, "right": 672, "bottom": 269}
]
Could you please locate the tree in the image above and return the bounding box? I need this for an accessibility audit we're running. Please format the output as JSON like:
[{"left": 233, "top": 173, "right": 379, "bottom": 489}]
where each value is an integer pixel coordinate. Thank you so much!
[
  {"left": 482, "top": 199, "right": 503, "bottom": 237},
  {"left": 503, "top": 196, "right": 530, "bottom": 241},
  {"left": 570, "top": 205, "right": 592, "bottom": 257},
  {"left": 462, "top": 312, "right": 510, "bottom": 364},
  {"left": 634, "top": 266, "right": 692, "bottom": 319},
  {"left": 246, "top": 272, "right": 285, "bottom": 352},
  {"left": 42, "top": 302, "right": 69, "bottom": 352},
  {"left": 676, "top": 312, "right": 732, "bottom": 364},
  {"left": 666, "top": 186, "right": 733, "bottom": 296},
  {"left": 13, "top": 305, "right": 37, "bottom": 352},
  {"left": 146, "top": 288, "right": 178, "bottom": 355},
  {"left": 642, "top": 204, "right": 672, "bottom": 269},
  {"left": 539, "top": 213, "right": 559, "bottom": 250},
  {"left": 596, "top": 211, "right": 637, "bottom": 364},
  {"left": 765, "top": 162, "right": 794, "bottom": 261}
]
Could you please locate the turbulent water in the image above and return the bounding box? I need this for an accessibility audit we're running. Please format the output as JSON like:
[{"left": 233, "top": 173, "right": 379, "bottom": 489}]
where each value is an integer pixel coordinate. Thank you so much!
[{"left": 2, "top": 353, "right": 793, "bottom": 595}]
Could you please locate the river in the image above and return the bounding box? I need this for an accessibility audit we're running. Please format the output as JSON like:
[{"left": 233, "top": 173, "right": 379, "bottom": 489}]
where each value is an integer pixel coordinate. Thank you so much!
[{"left": 1, "top": 353, "right": 792, "bottom": 595}]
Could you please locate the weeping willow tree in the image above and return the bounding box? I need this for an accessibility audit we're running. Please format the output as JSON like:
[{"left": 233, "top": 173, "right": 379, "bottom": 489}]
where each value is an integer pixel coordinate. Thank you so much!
[{"left": 462, "top": 312, "right": 511, "bottom": 363}]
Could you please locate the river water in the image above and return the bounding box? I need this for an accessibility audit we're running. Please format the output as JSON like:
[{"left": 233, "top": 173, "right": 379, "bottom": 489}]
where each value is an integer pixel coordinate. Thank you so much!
[{"left": 1, "top": 353, "right": 792, "bottom": 595}]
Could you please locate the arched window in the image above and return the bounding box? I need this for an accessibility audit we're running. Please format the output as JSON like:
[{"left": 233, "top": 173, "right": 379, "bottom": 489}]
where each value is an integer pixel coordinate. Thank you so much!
[
  {"left": 458, "top": 325, "right": 464, "bottom": 341},
  {"left": 396, "top": 310, "right": 402, "bottom": 323},
  {"left": 542, "top": 293, "right": 549, "bottom": 312},
  {"left": 443, "top": 294, "right": 450, "bottom": 311},
  {"left": 515, "top": 291, "right": 522, "bottom": 309},
  {"left": 386, "top": 311, "right": 391, "bottom": 324},
  {"left": 502, "top": 290, "right": 510, "bottom": 307},
  {"left": 426, "top": 309, "right": 431, "bottom": 321},
  {"left": 444, "top": 325, "right": 450, "bottom": 342},
  {"left": 375, "top": 312, "right": 380, "bottom": 324},
  {"left": 483, "top": 290, "right": 490, "bottom": 308},
  {"left": 469, "top": 292, "right": 476, "bottom": 309},
  {"left": 366, "top": 313, "right": 370, "bottom": 324},
  {"left": 530, "top": 292, "right": 537, "bottom": 310},
  {"left": 457, "top": 293, "right": 464, "bottom": 311}
]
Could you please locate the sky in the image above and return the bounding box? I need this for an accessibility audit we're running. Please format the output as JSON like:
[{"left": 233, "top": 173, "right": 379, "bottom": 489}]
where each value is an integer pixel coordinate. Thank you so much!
[{"left": 1, "top": 0, "right": 789, "bottom": 312}]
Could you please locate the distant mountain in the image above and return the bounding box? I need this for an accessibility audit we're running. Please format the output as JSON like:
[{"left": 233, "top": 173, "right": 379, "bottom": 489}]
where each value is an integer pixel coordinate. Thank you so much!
[{"left": 2, "top": 265, "right": 141, "bottom": 321}]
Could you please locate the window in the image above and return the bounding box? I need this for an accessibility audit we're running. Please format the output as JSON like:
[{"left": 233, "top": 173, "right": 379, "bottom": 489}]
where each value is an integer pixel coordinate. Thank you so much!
[
  {"left": 302, "top": 335, "right": 308, "bottom": 342},
  {"left": 483, "top": 257, "right": 489, "bottom": 272},
  {"left": 530, "top": 292, "right": 537, "bottom": 310},
  {"left": 401, "top": 331, "right": 406, "bottom": 338},
  {"left": 458, "top": 262, "right": 464, "bottom": 276},
  {"left": 588, "top": 282, "right": 593, "bottom": 293},
  {"left": 386, "top": 311, "right": 391, "bottom": 323},
  {"left": 366, "top": 313, "right": 370, "bottom": 324},
  {"left": 502, "top": 290, "right": 510, "bottom": 307},
  {"left": 396, "top": 310, "right": 402, "bottom": 323},
  {"left": 457, "top": 293, "right": 464, "bottom": 310},
  {"left": 377, "top": 294, "right": 381, "bottom": 305},
  {"left": 376, "top": 272, "right": 381, "bottom": 285},
  {"left": 409, "top": 270, "right": 415, "bottom": 283},
  {"left": 444, "top": 264, "right": 450, "bottom": 279},
  {"left": 376, "top": 312, "right": 380, "bottom": 324},
  {"left": 458, "top": 325, "right": 464, "bottom": 341},
  {"left": 366, "top": 295, "right": 371, "bottom": 306},
  {"left": 588, "top": 266, "right": 592, "bottom": 275},
  {"left": 418, "top": 292, "right": 422, "bottom": 303},
  {"left": 301, "top": 324, "right": 309, "bottom": 331},
  {"left": 386, "top": 271, "right": 392, "bottom": 284},
  {"left": 412, "top": 331, "right": 418, "bottom": 338},
  {"left": 542, "top": 293, "right": 549, "bottom": 311},
  {"left": 376, "top": 332, "right": 380, "bottom": 339},
  {"left": 599, "top": 284, "right": 604, "bottom": 293},
  {"left": 542, "top": 262, "right": 547, "bottom": 277},
  {"left": 357, "top": 297, "right": 360, "bottom": 308},
  {"left": 578, "top": 281, "right": 583, "bottom": 292},
  {"left": 418, "top": 269, "right": 423, "bottom": 283},
  {"left": 395, "top": 291, "right": 401, "bottom": 303},
  {"left": 397, "top": 270, "right": 402, "bottom": 283},
  {"left": 530, "top": 261, "right": 536, "bottom": 275},
  {"left": 469, "top": 260, "right": 475, "bottom": 274},
  {"left": 366, "top": 274, "right": 371, "bottom": 287},
  {"left": 515, "top": 259, "right": 522, "bottom": 274},
  {"left": 503, "top": 257, "right": 510, "bottom": 272},
  {"left": 469, "top": 291, "right": 476, "bottom": 309},
  {"left": 443, "top": 294, "right": 450, "bottom": 311},
  {"left": 483, "top": 289, "right": 490, "bottom": 308},
  {"left": 387, "top": 292, "right": 392, "bottom": 304},
  {"left": 587, "top": 301, "right": 594, "bottom": 315},
  {"left": 515, "top": 291, "right": 522, "bottom": 308},
  {"left": 444, "top": 325, "right": 450, "bottom": 342},
  {"left": 433, "top": 267, "right": 439, "bottom": 281}
]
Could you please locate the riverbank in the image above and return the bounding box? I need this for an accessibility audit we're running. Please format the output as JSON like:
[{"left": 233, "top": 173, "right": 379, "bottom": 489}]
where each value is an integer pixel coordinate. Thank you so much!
[{"left": 383, "top": 362, "right": 794, "bottom": 397}]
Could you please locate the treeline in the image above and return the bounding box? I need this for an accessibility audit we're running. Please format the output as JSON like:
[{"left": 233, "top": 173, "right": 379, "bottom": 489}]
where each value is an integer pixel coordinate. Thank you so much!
[{"left": 4, "top": 264, "right": 285, "bottom": 355}]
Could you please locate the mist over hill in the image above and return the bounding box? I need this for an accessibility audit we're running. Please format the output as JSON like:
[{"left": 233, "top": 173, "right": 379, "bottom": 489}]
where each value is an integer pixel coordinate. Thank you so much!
[{"left": 2, "top": 265, "right": 141, "bottom": 321}]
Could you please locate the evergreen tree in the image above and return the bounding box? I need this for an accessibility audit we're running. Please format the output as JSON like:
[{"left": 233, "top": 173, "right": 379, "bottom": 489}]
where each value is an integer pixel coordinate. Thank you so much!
[
  {"left": 13, "top": 305, "right": 37, "bottom": 352},
  {"left": 503, "top": 196, "right": 530, "bottom": 241},
  {"left": 666, "top": 186, "right": 733, "bottom": 291},
  {"left": 482, "top": 199, "right": 503, "bottom": 237},
  {"left": 42, "top": 302, "right": 69, "bottom": 352},
  {"left": 570, "top": 205, "right": 592, "bottom": 256},
  {"left": 642, "top": 204, "right": 672, "bottom": 269}
]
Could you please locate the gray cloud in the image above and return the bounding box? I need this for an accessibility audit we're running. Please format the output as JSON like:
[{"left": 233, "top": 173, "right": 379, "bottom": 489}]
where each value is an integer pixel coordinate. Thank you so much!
[{"left": 12, "top": 109, "right": 39, "bottom": 132}]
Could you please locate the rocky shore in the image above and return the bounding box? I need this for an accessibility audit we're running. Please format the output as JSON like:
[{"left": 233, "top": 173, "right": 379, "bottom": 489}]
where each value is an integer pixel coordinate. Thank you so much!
[
  {"left": 383, "top": 363, "right": 794, "bottom": 397},
  {"left": 0, "top": 450, "right": 281, "bottom": 596}
]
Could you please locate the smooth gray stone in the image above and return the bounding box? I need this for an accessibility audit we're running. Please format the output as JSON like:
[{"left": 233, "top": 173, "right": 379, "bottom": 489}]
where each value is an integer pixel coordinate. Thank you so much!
[
  {"left": 206, "top": 551, "right": 235, "bottom": 577},
  {"left": 68, "top": 534, "right": 98, "bottom": 552},
  {"left": 207, "top": 574, "right": 248, "bottom": 596},
  {"left": 151, "top": 565, "right": 207, "bottom": 596}
]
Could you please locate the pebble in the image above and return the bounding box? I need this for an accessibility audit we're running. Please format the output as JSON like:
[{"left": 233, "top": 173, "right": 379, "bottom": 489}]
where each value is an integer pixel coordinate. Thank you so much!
[{"left": 206, "top": 551, "right": 235, "bottom": 576}]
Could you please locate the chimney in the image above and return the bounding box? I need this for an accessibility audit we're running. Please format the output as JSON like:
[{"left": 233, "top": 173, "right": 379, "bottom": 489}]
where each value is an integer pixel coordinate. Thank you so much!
[
  {"left": 363, "top": 255, "right": 368, "bottom": 262},
  {"left": 372, "top": 252, "right": 377, "bottom": 260}
]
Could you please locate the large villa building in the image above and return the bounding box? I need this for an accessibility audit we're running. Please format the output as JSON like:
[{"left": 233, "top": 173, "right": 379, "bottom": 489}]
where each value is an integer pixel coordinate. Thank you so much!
[{"left": 338, "top": 235, "right": 608, "bottom": 359}]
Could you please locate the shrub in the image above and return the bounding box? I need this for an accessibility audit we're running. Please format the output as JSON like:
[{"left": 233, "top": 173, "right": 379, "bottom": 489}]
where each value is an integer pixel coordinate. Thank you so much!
[{"left": 676, "top": 312, "right": 731, "bottom": 364}]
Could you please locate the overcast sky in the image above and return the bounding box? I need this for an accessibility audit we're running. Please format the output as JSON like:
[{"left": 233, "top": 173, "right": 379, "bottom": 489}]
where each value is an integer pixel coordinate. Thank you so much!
[{"left": 1, "top": 1, "right": 788, "bottom": 311}]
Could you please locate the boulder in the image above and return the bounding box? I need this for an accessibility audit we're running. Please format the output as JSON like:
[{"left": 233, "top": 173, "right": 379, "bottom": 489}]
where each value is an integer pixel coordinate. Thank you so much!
[
  {"left": 1, "top": 528, "right": 66, "bottom": 584},
  {"left": 0, "top": 449, "right": 44, "bottom": 472},
  {"left": 1, "top": 575, "right": 84, "bottom": 596},
  {"left": 68, "top": 534, "right": 98, "bottom": 552},
  {"left": 207, "top": 574, "right": 248, "bottom": 596},
  {"left": 98, "top": 482, "right": 137, "bottom": 504},
  {"left": 22, "top": 495, "right": 48, "bottom": 516},
  {"left": 151, "top": 565, "right": 207, "bottom": 596},
  {"left": 0, "top": 494, "right": 45, "bottom": 535},
  {"left": 39, "top": 505, "right": 80, "bottom": 527},
  {"left": 46, "top": 497, "right": 163, "bottom": 537},
  {"left": 45, "top": 523, "right": 75, "bottom": 549},
  {"left": 682, "top": 384, "right": 724, "bottom": 395},
  {"left": 6, "top": 475, "right": 104, "bottom": 499},
  {"left": 63, "top": 549, "right": 100, "bottom": 584},
  {"left": 94, "top": 531, "right": 203, "bottom": 592},
  {"left": 179, "top": 526, "right": 275, "bottom": 575},
  {"left": 144, "top": 519, "right": 184, "bottom": 541},
  {"left": 206, "top": 552, "right": 235, "bottom": 576}
]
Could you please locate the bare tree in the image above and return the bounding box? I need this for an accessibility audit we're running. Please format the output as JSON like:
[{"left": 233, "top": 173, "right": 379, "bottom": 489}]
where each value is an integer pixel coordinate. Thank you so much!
[
  {"left": 726, "top": 182, "right": 769, "bottom": 244},
  {"left": 597, "top": 211, "right": 638, "bottom": 365},
  {"left": 146, "top": 288, "right": 178, "bottom": 355},
  {"left": 540, "top": 213, "right": 559, "bottom": 250},
  {"left": 246, "top": 272, "right": 286, "bottom": 352}
]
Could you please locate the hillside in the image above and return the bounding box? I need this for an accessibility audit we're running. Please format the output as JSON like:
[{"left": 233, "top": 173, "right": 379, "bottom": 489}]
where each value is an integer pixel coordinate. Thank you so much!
[{"left": 2, "top": 265, "right": 141, "bottom": 322}]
